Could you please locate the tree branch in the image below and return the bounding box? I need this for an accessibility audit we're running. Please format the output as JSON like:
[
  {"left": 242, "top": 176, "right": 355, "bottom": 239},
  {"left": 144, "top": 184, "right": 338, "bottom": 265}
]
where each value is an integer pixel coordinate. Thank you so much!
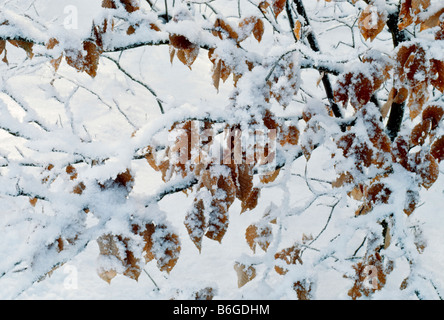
[{"left": 292, "top": 0, "right": 343, "bottom": 119}]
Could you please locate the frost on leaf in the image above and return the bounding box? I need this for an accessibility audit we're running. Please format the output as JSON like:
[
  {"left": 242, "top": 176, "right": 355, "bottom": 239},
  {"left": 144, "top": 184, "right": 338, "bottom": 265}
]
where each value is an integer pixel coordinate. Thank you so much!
[
  {"left": 347, "top": 253, "right": 390, "bottom": 300},
  {"left": 412, "top": 151, "right": 439, "bottom": 189},
  {"left": 213, "top": 18, "right": 239, "bottom": 41},
  {"left": 293, "top": 280, "right": 312, "bottom": 300},
  {"left": 97, "top": 234, "right": 141, "bottom": 283},
  {"left": 358, "top": 5, "right": 387, "bottom": 42},
  {"left": 431, "top": 135, "right": 444, "bottom": 162},
  {"left": 272, "top": 0, "right": 286, "bottom": 19},
  {"left": 169, "top": 34, "right": 199, "bottom": 69},
  {"left": 404, "top": 189, "right": 420, "bottom": 216},
  {"left": 245, "top": 222, "right": 272, "bottom": 253},
  {"left": 410, "top": 119, "right": 431, "bottom": 146},
  {"left": 356, "top": 182, "right": 392, "bottom": 216},
  {"left": 422, "top": 104, "right": 444, "bottom": 131},
  {"left": 140, "top": 223, "right": 181, "bottom": 273},
  {"left": 234, "top": 262, "right": 256, "bottom": 288},
  {"left": 185, "top": 198, "right": 206, "bottom": 252},
  {"left": 274, "top": 244, "right": 302, "bottom": 275},
  {"left": 65, "top": 41, "right": 101, "bottom": 78},
  {"left": 398, "top": 0, "right": 431, "bottom": 30},
  {"left": 185, "top": 167, "right": 236, "bottom": 249},
  {"left": 396, "top": 44, "right": 430, "bottom": 119}
]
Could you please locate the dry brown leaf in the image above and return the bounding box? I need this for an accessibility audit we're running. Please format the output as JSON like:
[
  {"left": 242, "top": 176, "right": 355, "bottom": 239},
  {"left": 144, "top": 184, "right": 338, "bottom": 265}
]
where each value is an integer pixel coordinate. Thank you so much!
[
  {"left": 184, "top": 199, "right": 206, "bottom": 252},
  {"left": 72, "top": 182, "right": 86, "bottom": 195},
  {"left": 212, "top": 59, "right": 222, "bottom": 91},
  {"left": 293, "top": 20, "right": 302, "bottom": 41},
  {"left": 213, "top": 18, "right": 239, "bottom": 40},
  {"left": 141, "top": 223, "right": 181, "bottom": 273},
  {"left": 0, "top": 40, "right": 5, "bottom": 56},
  {"left": 259, "top": 1, "right": 270, "bottom": 14},
  {"left": 420, "top": 6, "right": 444, "bottom": 30},
  {"left": 293, "top": 281, "right": 312, "bottom": 300},
  {"left": 169, "top": 34, "right": 194, "bottom": 50},
  {"left": 431, "top": 135, "right": 444, "bottom": 162},
  {"left": 9, "top": 40, "right": 34, "bottom": 59},
  {"left": 358, "top": 5, "right": 387, "bottom": 41},
  {"left": 274, "top": 244, "right": 302, "bottom": 275},
  {"left": 332, "top": 172, "right": 354, "bottom": 189},
  {"left": 177, "top": 46, "right": 199, "bottom": 69},
  {"left": 205, "top": 201, "right": 229, "bottom": 243},
  {"left": 241, "top": 187, "right": 261, "bottom": 213},
  {"left": 260, "top": 168, "right": 281, "bottom": 184},
  {"left": 398, "top": 0, "right": 414, "bottom": 30},
  {"left": 272, "top": 0, "right": 286, "bottom": 19},
  {"left": 410, "top": 119, "right": 431, "bottom": 146},
  {"left": 430, "top": 59, "right": 444, "bottom": 92},
  {"left": 234, "top": 262, "right": 256, "bottom": 288},
  {"left": 29, "top": 197, "right": 38, "bottom": 207},
  {"left": 253, "top": 19, "right": 265, "bottom": 42},
  {"left": 245, "top": 223, "right": 272, "bottom": 253}
]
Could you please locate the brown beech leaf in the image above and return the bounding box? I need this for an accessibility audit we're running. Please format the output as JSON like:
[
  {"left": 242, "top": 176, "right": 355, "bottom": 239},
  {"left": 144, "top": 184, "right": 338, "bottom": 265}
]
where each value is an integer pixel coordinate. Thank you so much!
[
  {"left": 213, "top": 18, "right": 239, "bottom": 40},
  {"left": 253, "top": 19, "right": 265, "bottom": 42},
  {"left": 347, "top": 254, "right": 387, "bottom": 300},
  {"left": 8, "top": 40, "right": 34, "bottom": 59},
  {"left": 367, "top": 182, "right": 392, "bottom": 205},
  {"left": 273, "top": 0, "right": 286, "bottom": 19},
  {"left": 184, "top": 199, "right": 206, "bottom": 252},
  {"left": 141, "top": 223, "right": 181, "bottom": 273},
  {"left": 238, "top": 16, "right": 258, "bottom": 42},
  {"left": 97, "top": 234, "right": 141, "bottom": 282},
  {"left": 0, "top": 40, "right": 5, "bottom": 56},
  {"left": 415, "top": 152, "right": 439, "bottom": 189},
  {"left": 394, "top": 86, "right": 409, "bottom": 104},
  {"left": 431, "top": 135, "right": 444, "bottom": 162},
  {"left": 169, "top": 46, "right": 176, "bottom": 64},
  {"left": 102, "top": 0, "right": 117, "bottom": 8},
  {"left": 245, "top": 223, "right": 272, "bottom": 253},
  {"left": 65, "top": 41, "right": 101, "bottom": 78},
  {"left": 194, "top": 287, "right": 216, "bottom": 300},
  {"left": 212, "top": 59, "right": 222, "bottom": 91},
  {"left": 72, "top": 182, "right": 86, "bottom": 195},
  {"left": 120, "top": 0, "right": 139, "bottom": 12},
  {"left": 398, "top": 0, "right": 414, "bottom": 30},
  {"left": 274, "top": 244, "right": 302, "bottom": 275},
  {"left": 169, "top": 34, "right": 194, "bottom": 50},
  {"left": 410, "top": 119, "right": 431, "bottom": 146},
  {"left": 293, "top": 280, "right": 312, "bottom": 300},
  {"left": 420, "top": 6, "right": 444, "bottom": 31},
  {"left": 260, "top": 168, "right": 281, "bottom": 184},
  {"left": 241, "top": 187, "right": 261, "bottom": 213},
  {"left": 177, "top": 46, "right": 199, "bottom": 69},
  {"left": 234, "top": 262, "right": 256, "bottom": 288},
  {"left": 293, "top": 20, "right": 302, "bottom": 41},
  {"left": 29, "top": 197, "right": 38, "bottom": 207},
  {"left": 144, "top": 146, "right": 159, "bottom": 171},
  {"left": 408, "top": 82, "right": 429, "bottom": 119},
  {"left": 404, "top": 189, "right": 419, "bottom": 216},
  {"left": 332, "top": 172, "right": 354, "bottom": 189},
  {"left": 259, "top": 1, "right": 270, "bottom": 14},
  {"left": 83, "top": 38, "right": 102, "bottom": 71},
  {"left": 430, "top": 59, "right": 444, "bottom": 92},
  {"left": 205, "top": 201, "right": 229, "bottom": 243},
  {"left": 46, "top": 38, "right": 59, "bottom": 50},
  {"left": 280, "top": 125, "right": 299, "bottom": 146},
  {"left": 358, "top": 5, "right": 387, "bottom": 41},
  {"left": 141, "top": 223, "right": 156, "bottom": 263},
  {"left": 50, "top": 55, "right": 63, "bottom": 72}
]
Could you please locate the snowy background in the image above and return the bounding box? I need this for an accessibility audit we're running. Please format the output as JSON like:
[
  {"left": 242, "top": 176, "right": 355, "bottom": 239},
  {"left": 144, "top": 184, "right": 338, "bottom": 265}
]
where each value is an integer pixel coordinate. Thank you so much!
[{"left": 0, "top": 0, "right": 443, "bottom": 300}]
